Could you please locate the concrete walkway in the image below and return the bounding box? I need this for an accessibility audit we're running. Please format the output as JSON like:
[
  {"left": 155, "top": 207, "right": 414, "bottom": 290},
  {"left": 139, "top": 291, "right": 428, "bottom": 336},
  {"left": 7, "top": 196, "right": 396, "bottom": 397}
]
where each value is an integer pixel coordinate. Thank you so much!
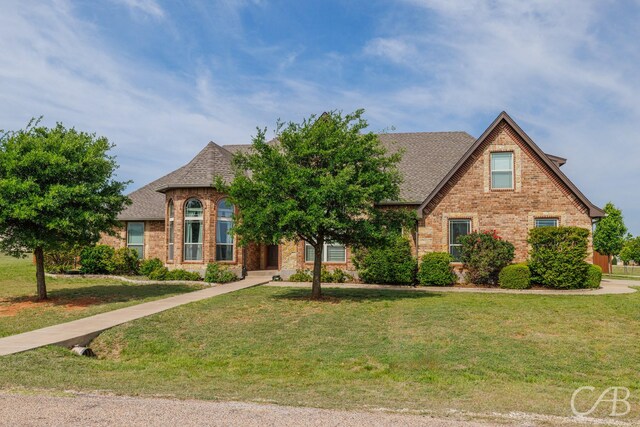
[
  {"left": 267, "top": 278, "right": 639, "bottom": 295},
  {"left": 0, "top": 277, "right": 268, "bottom": 356}
]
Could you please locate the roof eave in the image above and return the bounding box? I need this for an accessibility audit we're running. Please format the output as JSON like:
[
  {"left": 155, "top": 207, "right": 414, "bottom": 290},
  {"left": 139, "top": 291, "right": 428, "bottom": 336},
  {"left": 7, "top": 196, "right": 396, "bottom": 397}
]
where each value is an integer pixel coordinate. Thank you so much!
[{"left": 156, "top": 184, "right": 214, "bottom": 193}]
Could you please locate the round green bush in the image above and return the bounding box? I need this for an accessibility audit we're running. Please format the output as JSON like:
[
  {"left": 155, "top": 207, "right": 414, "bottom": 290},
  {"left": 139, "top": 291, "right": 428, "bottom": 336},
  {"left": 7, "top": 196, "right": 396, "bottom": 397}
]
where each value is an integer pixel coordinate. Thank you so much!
[
  {"left": 204, "top": 262, "right": 238, "bottom": 283},
  {"left": 528, "top": 226, "right": 590, "bottom": 289},
  {"left": 418, "top": 252, "right": 457, "bottom": 286},
  {"left": 458, "top": 231, "right": 515, "bottom": 285},
  {"left": 141, "top": 258, "right": 164, "bottom": 276},
  {"left": 586, "top": 264, "right": 602, "bottom": 289},
  {"left": 112, "top": 247, "right": 140, "bottom": 275},
  {"left": 352, "top": 235, "right": 417, "bottom": 285},
  {"left": 498, "top": 263, "right": 531, "bottom": 289},
  {"left": 288, "top": 269, "right": 313, "bottom": 282},
  {"left": 80, "top": 245, "right": 116, "bottom": 274}
]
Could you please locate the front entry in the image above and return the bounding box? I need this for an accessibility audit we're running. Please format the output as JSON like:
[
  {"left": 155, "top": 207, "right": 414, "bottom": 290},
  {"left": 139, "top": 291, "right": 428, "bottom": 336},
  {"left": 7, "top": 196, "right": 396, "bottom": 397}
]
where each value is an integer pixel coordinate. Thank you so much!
[{"left": 266, "top": 245, "right": 279, "bottom": 269}]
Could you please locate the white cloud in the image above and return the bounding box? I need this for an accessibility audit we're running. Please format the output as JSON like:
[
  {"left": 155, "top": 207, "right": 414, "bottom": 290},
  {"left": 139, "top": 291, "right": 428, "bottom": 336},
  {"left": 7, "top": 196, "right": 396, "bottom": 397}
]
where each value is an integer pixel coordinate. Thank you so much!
[{"left": 112, "top": 0, "right": 165, "bottom": 19}]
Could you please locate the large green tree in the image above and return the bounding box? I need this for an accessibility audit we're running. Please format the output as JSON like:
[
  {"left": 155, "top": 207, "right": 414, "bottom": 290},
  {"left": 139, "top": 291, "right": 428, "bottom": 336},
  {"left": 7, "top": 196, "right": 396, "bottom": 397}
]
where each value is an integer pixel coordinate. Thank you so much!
[
  {"left": 593, "top": 202, "right": 627, "bottom": 274},
  {"left": 0, "top": 119, "right": 130, "bottom": 300},
  {"left": 227, "top": 110, "right": 414, "bottom": 299}
]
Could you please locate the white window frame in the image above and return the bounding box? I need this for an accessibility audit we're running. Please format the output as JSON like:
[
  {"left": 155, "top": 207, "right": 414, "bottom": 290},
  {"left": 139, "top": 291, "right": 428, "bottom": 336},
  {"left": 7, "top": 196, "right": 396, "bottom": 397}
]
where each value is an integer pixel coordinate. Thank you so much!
[
  {"left": 215, "top": 198, "right": 235, "bottom": 262},
  {"left": 304, "top": 242, "right": 346, "bottom": 263},
  {"left": 449, "top": 219, "right": 471, "bottom": 262},
  {"left": 490, "top": 151, "right": 514, "bottom": 189},
  {"left": 184, "top": 198, "right": 204, "bottom": 261},
  {"left": 535, "top": 218, "right": 559, "bottom": 228},
  {"left": 127, "top": 222, "right": 144, "bottom": 259},
  {"left": 168, "top": 200, "right": 174, "bottom": 261}
]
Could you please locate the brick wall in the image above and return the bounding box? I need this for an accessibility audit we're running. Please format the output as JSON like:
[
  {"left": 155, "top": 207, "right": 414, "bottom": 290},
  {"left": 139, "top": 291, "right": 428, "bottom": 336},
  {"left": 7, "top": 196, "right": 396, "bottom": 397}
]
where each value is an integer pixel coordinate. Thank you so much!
[{"left": 418, "top": 121, "right": 594, "bottom": 263}]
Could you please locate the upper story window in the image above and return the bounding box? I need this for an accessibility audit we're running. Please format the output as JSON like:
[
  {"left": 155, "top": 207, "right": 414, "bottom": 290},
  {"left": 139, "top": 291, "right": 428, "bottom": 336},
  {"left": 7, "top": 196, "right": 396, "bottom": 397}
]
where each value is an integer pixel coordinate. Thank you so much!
[
  {"left": 449, "top": 219, "right": 471, "bottom": 262},
  {"left": 216, "top": 198, "right": 234, "bottom": 261},
  {"left": 184, "top": 198, "right": 203, "bottom": 261},
  {"left": 490, "top": 152, "right": 514, "bottom": 189},
  {"left": 168, "top": 200, "right": 174, "bottom": 261},
  {"left": 304, "top": 242, "right": 346, "bottom": 263},
  {"left": 535, "top": 218, "right": 558, "bottom": 228},
  {"left": 127, "top": 222, "right": 144, "bottom": 259}
]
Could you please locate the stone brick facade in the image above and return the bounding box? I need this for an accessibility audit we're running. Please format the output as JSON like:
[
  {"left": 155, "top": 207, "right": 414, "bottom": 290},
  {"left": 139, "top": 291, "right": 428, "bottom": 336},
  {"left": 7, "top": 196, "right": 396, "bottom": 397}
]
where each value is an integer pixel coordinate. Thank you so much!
[{"left": 418, "top": 121, "right": 594, "bottom": 263}]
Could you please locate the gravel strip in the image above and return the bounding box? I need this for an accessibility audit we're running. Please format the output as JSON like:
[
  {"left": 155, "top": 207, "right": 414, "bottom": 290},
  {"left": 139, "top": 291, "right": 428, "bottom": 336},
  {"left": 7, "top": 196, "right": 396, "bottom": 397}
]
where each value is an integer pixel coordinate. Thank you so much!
[{"left": 0, "top": 393, "right": 497, "bottom": 427}]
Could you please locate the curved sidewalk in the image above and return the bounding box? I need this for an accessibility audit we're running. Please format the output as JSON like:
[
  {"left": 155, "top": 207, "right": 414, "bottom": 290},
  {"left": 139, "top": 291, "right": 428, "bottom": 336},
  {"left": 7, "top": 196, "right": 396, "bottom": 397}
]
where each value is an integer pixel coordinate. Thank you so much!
[
  {"left": 0, "top": 277, "right": 268, "bottom": 356},
  {"left": 266, "top": 278, "right": 638, "bottom": 295}
]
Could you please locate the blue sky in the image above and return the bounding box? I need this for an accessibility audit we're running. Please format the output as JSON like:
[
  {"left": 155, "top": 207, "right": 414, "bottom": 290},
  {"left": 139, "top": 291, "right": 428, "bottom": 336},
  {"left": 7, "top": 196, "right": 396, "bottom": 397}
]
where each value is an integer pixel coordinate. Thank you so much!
[{"left": 2, "top": 0, "right": 640, "bottom": 234}]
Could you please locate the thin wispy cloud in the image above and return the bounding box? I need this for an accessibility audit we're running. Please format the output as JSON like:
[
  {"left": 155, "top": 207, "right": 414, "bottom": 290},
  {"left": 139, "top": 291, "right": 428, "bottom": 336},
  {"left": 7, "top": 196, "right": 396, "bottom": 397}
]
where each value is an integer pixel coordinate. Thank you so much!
[{"left": 1, "top": 0, "right": 639, "bottom": 233}]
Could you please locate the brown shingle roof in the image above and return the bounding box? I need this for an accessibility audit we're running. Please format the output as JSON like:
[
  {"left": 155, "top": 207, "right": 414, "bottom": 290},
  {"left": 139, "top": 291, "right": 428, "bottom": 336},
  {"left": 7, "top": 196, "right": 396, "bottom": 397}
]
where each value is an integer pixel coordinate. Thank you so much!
[{"left": 118, "top": 142, "right": 235, "bottom": 220}]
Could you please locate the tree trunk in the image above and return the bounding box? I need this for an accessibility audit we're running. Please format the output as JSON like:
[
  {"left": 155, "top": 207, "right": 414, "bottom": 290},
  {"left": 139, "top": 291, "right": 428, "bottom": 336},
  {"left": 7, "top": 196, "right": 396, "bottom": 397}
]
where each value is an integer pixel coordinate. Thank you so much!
[
  {"left": 311, "top": 241, "right": 323, "bottom": 300},
  {"left": 34, "top": 246, "right": 47, "bottom": 300}
]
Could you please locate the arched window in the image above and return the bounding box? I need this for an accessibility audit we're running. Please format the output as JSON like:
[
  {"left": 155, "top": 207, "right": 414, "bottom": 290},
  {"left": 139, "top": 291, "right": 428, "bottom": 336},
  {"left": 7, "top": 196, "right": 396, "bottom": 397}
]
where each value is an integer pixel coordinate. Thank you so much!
[
  {"left": 184, "top": 198, "right": 203, "bottom": 261},
  {"left": 167, "top": 200, "right": 174, "bottom": 261},
  {"left": 216, "top": 198, "right": 234, "bottom": 261}
]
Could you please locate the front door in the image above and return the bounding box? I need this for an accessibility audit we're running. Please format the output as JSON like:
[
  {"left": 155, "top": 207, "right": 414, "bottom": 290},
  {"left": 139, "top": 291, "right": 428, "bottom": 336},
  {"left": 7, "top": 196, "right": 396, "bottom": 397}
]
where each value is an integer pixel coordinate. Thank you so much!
[{"left": 266, "top": 245, "right": 279, "bottom": 269}]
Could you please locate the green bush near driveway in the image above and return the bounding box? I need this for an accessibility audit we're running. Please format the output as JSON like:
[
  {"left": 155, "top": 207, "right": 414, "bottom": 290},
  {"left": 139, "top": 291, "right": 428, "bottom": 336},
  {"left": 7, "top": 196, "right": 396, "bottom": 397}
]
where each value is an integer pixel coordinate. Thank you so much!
[
  {"left": 586, "top": 264, "right": 603, "bottom": 289},
  {"left": 499, "top": 263, "right": 531, "bottom": 289},
  {"left": 352, "top": 235, "right": 417, "bottom": 285},
  {"left": 112, "top": 248, "right": 140, "bottom": 275},
  {"left": 528, "top": 226, "right": 590, "bottom": 289},
  {"left": 204, "top": 263, "right": 238, "bottom": 284},
  {"left": 148, "top": 267, "right": 201, "bottom": 281},
  {"left": 418, "top": 252, "right": 456, "bottom": 286}
]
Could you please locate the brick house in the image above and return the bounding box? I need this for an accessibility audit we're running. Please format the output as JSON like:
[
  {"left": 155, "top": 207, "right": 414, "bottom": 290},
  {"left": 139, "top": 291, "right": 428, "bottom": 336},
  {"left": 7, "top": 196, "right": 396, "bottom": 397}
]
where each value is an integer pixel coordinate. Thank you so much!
[{"left": 101, "top": 111, "right": 604, "bottom": 278}]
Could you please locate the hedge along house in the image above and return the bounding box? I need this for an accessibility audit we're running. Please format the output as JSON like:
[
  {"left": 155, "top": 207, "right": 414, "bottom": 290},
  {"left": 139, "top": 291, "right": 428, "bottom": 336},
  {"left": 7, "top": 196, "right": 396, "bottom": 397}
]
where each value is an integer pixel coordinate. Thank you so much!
[{"left": 101, "top": 111, "right": 605, "bottom": 278}]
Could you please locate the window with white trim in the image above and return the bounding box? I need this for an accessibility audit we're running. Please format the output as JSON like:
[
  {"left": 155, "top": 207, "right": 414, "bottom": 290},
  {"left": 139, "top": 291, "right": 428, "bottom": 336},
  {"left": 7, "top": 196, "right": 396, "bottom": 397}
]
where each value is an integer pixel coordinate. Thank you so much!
[
  {"left": 167, "top": 200, "right": 174, "bottom": 261},
  {"left": 535, "top": 218, "right": 558, "bottom": 228},
  {"left": 490, "top": 152, "right": 514, "bottom": 189},
  {"left": 184, "top": 198, "right": 203, "bottom": 261},
  {"left": 304, "top": 242, "right": 346, "bottom": 263},
  {"left": 449, "top": 219, "right": 471, "bottom": 262},
  {"left": 127, "top": 222, "right": 144, "bottom": 259},
  {"left": 216, "top": 198, "right": 234, "bottom": 261}
]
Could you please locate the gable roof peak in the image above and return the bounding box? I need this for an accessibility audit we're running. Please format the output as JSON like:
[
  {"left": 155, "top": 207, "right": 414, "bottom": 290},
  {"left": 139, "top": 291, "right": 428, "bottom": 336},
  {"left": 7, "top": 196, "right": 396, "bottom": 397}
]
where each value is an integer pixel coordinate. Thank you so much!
[{"left": 417, "top": 111, "right": 605, "bottom": 218}]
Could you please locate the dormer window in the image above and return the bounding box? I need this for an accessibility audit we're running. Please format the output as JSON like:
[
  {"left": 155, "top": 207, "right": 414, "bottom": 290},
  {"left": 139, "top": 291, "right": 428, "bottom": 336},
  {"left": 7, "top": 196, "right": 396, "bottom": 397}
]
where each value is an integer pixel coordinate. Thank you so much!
[{"left": 491, "top": 152, "right": 514, "bottom": 189}]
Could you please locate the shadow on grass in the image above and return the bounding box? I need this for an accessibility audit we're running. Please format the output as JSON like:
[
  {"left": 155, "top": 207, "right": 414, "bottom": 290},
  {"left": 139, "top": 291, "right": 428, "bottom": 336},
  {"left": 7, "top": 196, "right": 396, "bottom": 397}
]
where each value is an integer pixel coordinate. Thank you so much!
[
  {"left": 271, "top": 286, "right": 442, "bottom": 303},
  {"left": 3, "top": 283, "right": 199, "bottom": 306}
]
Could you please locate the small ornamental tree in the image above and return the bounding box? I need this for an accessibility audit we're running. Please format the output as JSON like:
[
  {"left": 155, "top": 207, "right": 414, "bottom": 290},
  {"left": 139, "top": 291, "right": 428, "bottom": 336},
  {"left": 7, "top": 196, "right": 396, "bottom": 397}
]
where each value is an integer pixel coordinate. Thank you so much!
[
  {"left": 0, "top": 119, "right": 130, "bottom": 300},
  {"left": 226, "top": 109, "right": 415, "bottom": 299},
  {"left": 593, "top": 202, "right": 627, "bottom": 273},
  {"left": 458, "top": 230, "right": 515, "bottom": 285},
  {"left": 620, "top": 236, "right": 640, "bottom": 267}
]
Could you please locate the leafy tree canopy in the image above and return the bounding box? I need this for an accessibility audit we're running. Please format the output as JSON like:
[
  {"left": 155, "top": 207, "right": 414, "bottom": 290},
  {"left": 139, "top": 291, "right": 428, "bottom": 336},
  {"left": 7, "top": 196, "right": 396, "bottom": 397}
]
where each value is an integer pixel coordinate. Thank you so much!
[
  {"left": 620, "top": 236, "right": 640, "bottom": 265},
  {"left": 0, "top": 119, "right": 131, "bottom": 299},
  {"left": 593, "top": 202, "right": 627, "bottom": 257},
  {"left": 225, "top": 109, "right": 415, "bottom": 298}
]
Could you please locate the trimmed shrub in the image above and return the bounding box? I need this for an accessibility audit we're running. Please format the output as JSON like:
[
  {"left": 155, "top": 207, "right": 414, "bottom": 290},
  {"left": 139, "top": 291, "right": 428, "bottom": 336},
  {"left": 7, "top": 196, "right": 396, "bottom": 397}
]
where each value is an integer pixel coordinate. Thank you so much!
[
  {"left": 204, "top": 263, "right": 238, "bottom": 284},
  {"left": 586, "top": 264, "right": 603, "bottom": 289},
  {"left": 352, "top": 235, "right": 417, "bottom": 285},
  {"left": 288, "top": 269, "right": 312, "bottom": 282},
  {"left": 80, "top": 245, "right": 115, "bottom": 274},
  {"left": 112, "top": 247, "right": 140, "bottom": 275},
  {"left": 148, "top": 267, "right": 201, "bottom": 281},
  {"left": 140, "top": 258, "right": 164, "bottom": 276},
  {"left": 499, "top": 263, "right": 531, "bottom": 289},
  {"left": 418, "top": 252, "right": 456, "bottom": 286},
  {"left": 528, "top": 226, "right": 590, "bottom": 289},
  {"left": 44, "top": 244, "right": 83, "bottom": 273},
  {"left": 166, "top": 269, "right": 201, "bottom": 281},
  {"left": 459, "top": 230, "right": 515, "bottom": 285},
  {"left": 326, "top": 268, "right": 354, "bottom": 284}
]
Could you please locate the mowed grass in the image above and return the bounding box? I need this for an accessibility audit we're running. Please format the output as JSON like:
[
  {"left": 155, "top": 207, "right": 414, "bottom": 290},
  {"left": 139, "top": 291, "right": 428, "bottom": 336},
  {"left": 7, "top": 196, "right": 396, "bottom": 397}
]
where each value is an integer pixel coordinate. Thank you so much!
[
  {"left": 0, "top": 255, "right": 203, "bottom": 337},
  {"left": 1, "top": 285, "right": 639, "bottom": 420}
]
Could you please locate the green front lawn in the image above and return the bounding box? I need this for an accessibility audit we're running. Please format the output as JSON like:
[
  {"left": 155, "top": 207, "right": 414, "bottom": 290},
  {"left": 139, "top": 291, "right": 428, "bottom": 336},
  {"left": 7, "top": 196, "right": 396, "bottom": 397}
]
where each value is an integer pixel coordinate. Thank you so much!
[
  {"left": 0, "top": 255, "right": 203, "bottom": 337},
  {"left": 1, "top": 285, "right": 639, "bottom": 421}
]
